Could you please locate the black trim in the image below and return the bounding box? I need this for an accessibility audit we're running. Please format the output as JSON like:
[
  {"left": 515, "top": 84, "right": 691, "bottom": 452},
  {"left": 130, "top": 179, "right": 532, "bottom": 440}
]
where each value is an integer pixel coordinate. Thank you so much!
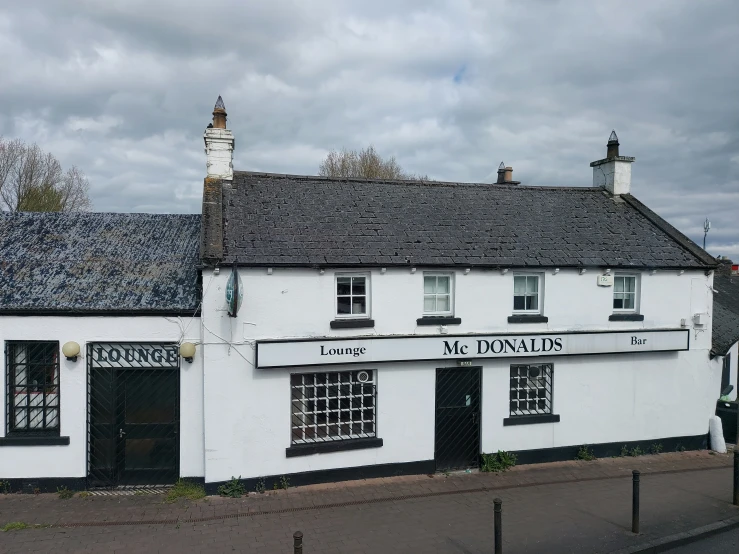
[
  {"left": 286, "top": 437, "right": 383, "bottom": 458},
  {"left": 256, "top": 328, "right": 689, "bottom": 368},
  {"left": 0, "top": 435, "right": 69, "bottom": 447},
  {"left": 0, "top": 309, "right": 200, "bottom": 317},
  {"left": 507, "top": 315, "right": 549, "bottom": 324},
  {"left": 204, "top": 459, "right": 436, "bottom": 495},
  {"left": 417, "top": 317, "right": 462, "bottom": 326},
  {"left": 509, "top": 434, "right": 708, "bottom": 465},
  {"left": 0, "top": 477, "right": 86, "bottom": 494},
  {"left": 330, "top": 319, "right": 375, "bottom": 329},
  {"left": 503, "top": 414, "right": 560, "bottom": 426},
  {"left": 609, "top": 313, "right": 645, "bottom": 321}
]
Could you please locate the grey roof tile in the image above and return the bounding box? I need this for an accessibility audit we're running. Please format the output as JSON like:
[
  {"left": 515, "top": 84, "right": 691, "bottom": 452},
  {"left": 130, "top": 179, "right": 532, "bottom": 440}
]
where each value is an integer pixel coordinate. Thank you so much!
[
  {"left": 220, "top": 172, "right": 713, "bottom": 270},
  {"left": 0, "top": 212, "right": 200, "bottom": 313}
]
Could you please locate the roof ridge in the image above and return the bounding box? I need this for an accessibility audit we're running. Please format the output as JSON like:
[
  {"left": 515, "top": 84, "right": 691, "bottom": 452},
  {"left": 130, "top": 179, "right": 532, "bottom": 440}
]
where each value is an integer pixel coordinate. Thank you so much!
[{"left": 234, "top": 171, "right": 600, "bottom": 191}]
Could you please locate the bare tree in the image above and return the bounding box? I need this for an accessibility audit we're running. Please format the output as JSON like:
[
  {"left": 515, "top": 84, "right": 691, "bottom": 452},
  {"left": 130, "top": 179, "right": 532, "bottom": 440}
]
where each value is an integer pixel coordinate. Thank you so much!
[
  {"left": 0, "top": 137, "right": 91, "bottom": 212},
  {"left": 319, "top": 145, "right": 429, "bottom": 180}
]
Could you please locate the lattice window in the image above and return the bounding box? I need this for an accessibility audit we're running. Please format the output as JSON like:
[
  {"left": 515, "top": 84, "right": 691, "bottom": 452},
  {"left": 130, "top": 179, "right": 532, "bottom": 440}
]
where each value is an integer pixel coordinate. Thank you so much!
[
  {"left": 424, "top": 274, "right": 453, "bottom": 315},
  {"left": 509, "top": 364, "right": 553, "bottom": 416},
  {"left": 336, "top": 275, "right": 369, "bottom": 317},
  {"left": 6, "top": 341, "right": 60, "bottom": 435},
  {"left": 613, "top": 275, "right": 638, "bottom": 311},
  {"left": 291, "top": 370, "right": 376, "bottom": 444},
  {"left": 513, "top": 274, "right": 541, "bottom": 313}
]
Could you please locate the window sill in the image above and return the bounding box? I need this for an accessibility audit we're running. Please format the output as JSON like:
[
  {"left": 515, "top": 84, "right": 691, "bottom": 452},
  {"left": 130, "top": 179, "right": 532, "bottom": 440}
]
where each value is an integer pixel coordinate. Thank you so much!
[
  {"left": 286, "top": 437, "right": 383, "bottom": 458},
  {"left": 0, "top": 436, "right": 70, "bottom": 447},
  {"left": 508, "top": 315, "right": 549, "bottom": 324},
  {"left": 330, "top": 319, "right": 375, "bottom": 329},
  {"left": 417, "top": 317, "right": 462, "bottom": 326},
  {"left": 503, "top": 414, "right": 560, "bottom": 426},
  {"left": 609, "top": 313, "right": 645, "bottom": 321}
]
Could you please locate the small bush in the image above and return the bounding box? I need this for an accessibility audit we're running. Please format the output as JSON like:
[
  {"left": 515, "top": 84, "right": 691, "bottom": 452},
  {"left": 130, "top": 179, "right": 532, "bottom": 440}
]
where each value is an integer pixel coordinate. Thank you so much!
[
  {"left": 77, "top": 491, "right": 91, "bottom": 498},
  {"left": 0, "top": 481, "right": 11, "bottom": 494},
  {"left": 57, "top": 486, "right": 74, "bottom": 500},
  {"left": 629, "top": 446, "right": 643, "bottom": 457},
  {"left": 481, "top": 450, "right": 517, "bottom": 473},
  {"left": 575, "top": 445, "right": 596, "bottom": 461},
  {"left": 218, "top": 476, "right": 245, "bottom": 498},
  {"left": 2, "top": 522, "right": 29, "bottom": 532},
  {"left": 620, "top": 445, "right": 629, "bottom": 457},
  {"left": 165, "top": 480, "right": 206, "bottom": 503},
  {"left": 649, "top": 443, "right": 663, "bottom": 455},
  {"left": 279, "top": 476, "right": 290, "bottom": 490},
  {"left": 255, "top": 479, "right": 265, "bottom": 494}
]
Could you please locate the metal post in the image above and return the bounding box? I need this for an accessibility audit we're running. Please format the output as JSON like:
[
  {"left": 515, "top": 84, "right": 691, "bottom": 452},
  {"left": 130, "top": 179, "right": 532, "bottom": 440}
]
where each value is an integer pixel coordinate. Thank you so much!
[
  {"left": 494, "top": 498, "right": 502, "bottom": 554},
  {"left": 293, "top": 531, "right": 303, "bottom": 554},
  {"left": 734, "top": 450, "right": 739, "bottom": 506},
  {"left": 632, "top": 470, "right": 640, "bottom": 534}
]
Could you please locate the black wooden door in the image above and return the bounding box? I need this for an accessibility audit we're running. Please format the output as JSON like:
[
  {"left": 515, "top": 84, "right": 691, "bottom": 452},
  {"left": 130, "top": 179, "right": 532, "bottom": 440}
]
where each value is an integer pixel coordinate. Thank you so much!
[
  {"left": 115, "top": 370, "right": 179, "bottom": 485},
  {"left": 435, "top": 367, "right": 481, "bottom": 471}
]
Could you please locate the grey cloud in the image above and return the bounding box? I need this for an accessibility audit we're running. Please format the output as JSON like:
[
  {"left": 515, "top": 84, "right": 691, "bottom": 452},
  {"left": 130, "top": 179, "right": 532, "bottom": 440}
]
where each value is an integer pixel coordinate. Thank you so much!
[{"left": 0, "top": 0, "right": 737, "bottom": 257}]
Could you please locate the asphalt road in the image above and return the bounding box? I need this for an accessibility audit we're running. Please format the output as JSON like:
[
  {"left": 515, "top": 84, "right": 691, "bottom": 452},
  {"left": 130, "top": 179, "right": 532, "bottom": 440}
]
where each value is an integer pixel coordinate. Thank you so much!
[{"left": 665, "top": 527, "right": 739, "bottom": 552}]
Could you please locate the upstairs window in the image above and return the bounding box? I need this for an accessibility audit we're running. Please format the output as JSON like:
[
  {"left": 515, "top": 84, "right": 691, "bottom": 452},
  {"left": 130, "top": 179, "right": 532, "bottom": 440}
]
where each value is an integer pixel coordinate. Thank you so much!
[
  {"left": 513, "top": 274, "right": 542, "bottom": 314},
  {"left": 5, "top": 341, "right": 60, "bottom": 435},
  {"left": 423, "top": 274, "right": 453, "bottom": 316},
  {"left": 336, "top": 274, "right": 369, "bottom": 318},
  {"left": 613, "top": 275, "right": 638, "bottom": 312}
]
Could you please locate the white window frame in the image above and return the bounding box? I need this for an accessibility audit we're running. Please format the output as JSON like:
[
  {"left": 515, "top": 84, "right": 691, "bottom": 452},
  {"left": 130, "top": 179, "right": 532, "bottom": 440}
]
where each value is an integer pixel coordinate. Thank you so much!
[
  {"left": 335, "top": 273, "right": 371, "bottom": 319},
  {"left": 613, "top": 273, "right": 640, "bottom": 313},
  {"left": 512, "top": 273, "right": 543, "bottom": 314},
  {"left": 422, "top": 272, "right": 454, "bottom": 316}
]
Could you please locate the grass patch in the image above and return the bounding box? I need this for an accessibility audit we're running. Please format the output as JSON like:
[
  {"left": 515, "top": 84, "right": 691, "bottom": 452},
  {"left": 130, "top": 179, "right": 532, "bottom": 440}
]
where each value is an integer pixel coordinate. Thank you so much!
[
  {"left": 2, "top": 522, "right": 29, "bottom": 532},
  {"left": 481, "top": 450, "right": 517, "bottom": 473},
  {"left": 77, "top": 491, "right": 91, "bottom": 498},
  {"left": 165, "top": 480, "right": 206, "bottom": 503},
  {"left": 575, "top": 445, "right": 596, "bottom": 461},
  {"left": 57, "top": 486, "right": 75, "bottom": 500}
]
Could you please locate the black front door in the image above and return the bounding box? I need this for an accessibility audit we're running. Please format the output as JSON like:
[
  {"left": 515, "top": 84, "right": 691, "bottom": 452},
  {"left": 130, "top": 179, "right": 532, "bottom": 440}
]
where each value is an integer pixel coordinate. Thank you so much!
[
  {"left": 88, "top": 343, "right": 180, "bottom": 487},
  {"left": 434, "top": 367, "right": 481, "bottom": 471}
]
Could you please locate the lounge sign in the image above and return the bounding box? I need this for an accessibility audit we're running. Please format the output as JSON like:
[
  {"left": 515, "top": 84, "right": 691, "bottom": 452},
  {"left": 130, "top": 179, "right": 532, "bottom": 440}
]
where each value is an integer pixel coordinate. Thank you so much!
[
  {"left": 89, "top": 343, "right": 179, "bottom": 369},
  {"left": 255, "top": 329, "right": 689, "bottom": 369}
]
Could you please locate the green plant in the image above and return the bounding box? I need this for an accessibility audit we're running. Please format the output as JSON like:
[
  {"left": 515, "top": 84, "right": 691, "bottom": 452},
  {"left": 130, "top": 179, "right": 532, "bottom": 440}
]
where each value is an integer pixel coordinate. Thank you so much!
[
  {"left": 481, "top": 450, "right": 517, "bottom": 473},
  {"left": 2, "top": 522, "right": 29, "bottom": 532},
  {"left": 279, "top": 476, "right": 290, "bottom": 490},
  {"left": 575, "top": 445, "right": 596, "bottom": 461},
  {"left": 134, "top": 491, "right": 147, "bottom": 496},
  {"left": 0, "top": 480, "right": 10, "bottom": 494},
  {"left": 165, "top": 480, "right": 206, "bottom": 503},
  {"left": 442, "top": 470, "right": 451, "bottom": 478},
  {"left": 255, "top": 479, "right": 265, "bottom": 494},
  {"left": 32, "top": 487, "right": 40, "bottom": 495},
  {"left": 649, "top": 443, "right": 663, "bottom": 455},
  {"left": 57, "top": 486, "right": 74, "bottom": 500},
  {"left": 218, "top": 476, "right": 245, "bottom": 498},
  {"left": 629, "top": 446, "right": 643, "bottom": 457},
  {"left": 676, "top": 444, "right": 686, "bottom": 452},
  {"left": 620, "top": 445, "right": 629, "bottom": 457},
  {"left": 77, "top": 491, "right": 91, "bottom": 498}
]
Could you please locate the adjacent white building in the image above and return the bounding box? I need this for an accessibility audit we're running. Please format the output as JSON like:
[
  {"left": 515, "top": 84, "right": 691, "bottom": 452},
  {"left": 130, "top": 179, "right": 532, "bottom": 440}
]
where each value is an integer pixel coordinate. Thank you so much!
[{"left": 0, "top": 98, "right": 724, "bottom": 493}]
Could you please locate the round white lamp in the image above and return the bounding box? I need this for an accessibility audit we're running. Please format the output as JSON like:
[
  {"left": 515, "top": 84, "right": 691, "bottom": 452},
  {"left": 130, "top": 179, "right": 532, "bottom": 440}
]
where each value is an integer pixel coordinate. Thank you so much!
[
  {"left": 180, "top": 342, "right": 196, "bottom": 363},
  {"left": 62, "top": 341, "right": 81, "bottom": 362}
]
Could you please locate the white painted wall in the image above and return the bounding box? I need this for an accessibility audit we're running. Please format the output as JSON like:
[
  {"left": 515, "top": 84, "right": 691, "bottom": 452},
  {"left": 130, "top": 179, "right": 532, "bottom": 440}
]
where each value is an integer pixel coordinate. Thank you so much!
[
  {"left": 0, "top": 317, "right": 204, "bottom": 479},
  {"left": 201, "top": 266, "right": 717, "bottom": 483},
  {"left": 204, "top": 128, "right": 234, "bottom": 179},
  {"left": 592, "top": 159, "right": 633, "bottom": 195}
]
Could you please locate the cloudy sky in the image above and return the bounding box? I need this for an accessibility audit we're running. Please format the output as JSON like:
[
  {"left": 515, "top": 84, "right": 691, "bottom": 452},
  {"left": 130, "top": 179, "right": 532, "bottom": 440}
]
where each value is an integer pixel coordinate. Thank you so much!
[{"left": 1, "top": 0, "right": 737, "bottom": 257}]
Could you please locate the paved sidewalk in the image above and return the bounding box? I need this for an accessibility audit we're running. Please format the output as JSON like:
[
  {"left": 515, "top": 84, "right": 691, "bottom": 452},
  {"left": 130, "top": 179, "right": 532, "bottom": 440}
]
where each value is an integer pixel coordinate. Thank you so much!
[{"left": 0, "top": 451, "right": 736, "bottom": 553}]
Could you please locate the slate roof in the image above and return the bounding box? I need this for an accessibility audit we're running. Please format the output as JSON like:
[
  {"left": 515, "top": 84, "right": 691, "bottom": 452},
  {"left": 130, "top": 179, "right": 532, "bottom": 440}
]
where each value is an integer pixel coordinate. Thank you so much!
[
  {"left": 220, "top": 172, "right": 715, "bottom": 269},
  {"left": 0, "top": 212, "right": 200, "bottom": 314},
  {"left": 713, "top": 261, "right": 739, "bottom": 356}
]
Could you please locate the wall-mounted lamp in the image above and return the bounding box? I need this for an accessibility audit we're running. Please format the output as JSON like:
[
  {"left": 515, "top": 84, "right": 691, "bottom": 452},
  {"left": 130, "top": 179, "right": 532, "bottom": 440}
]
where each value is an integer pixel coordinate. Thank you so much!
[
  {"left": 650, "top": 269, "right": 657, "bottom": 275},
  {"left": 411, "top": 267, "right": 417, "bottom": 274},
  {"left": 267, "top": 268, "right": 273, "bottom": 275},
  {"left": 180, "top": 342, "right": 196, "bottom": 363},
  {"left": 380, "top": 268, "right": 387, "bottom": 274},
  {"left": 500, "top": 268, "right": 509, "bottom": 275},
  {"left": 553, "top": 268, "right": 560, "bottom": 275},
  {"left": 605, "top": 268, "right": 611, "bottom": 275},
  {"left": 318, "top": 269, "right": 324, "bottom": 275},
  {"left": 579, "top": 268, "right": 587, "bottom": 275},
  {"left": 678, "top": 270, "right": 685, "bottom": 276},
  {"left": 214, "top": 267, "right": 220, "bottom": 275},
  {"left": 464, "top": 268, "right": 471, "bottom": 275},
  {"left": 62, "top": 341, "right": 80, "bottom": 362}
]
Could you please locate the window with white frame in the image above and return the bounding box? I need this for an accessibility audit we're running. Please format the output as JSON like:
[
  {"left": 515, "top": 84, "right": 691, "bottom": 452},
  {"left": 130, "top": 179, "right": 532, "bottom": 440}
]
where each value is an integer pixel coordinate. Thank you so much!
[
  {"left": 509, "top": 364, "right": 553, "bottom": 416},
  {"left": 336, "top": 274, "right": 369, "bottom": 318},
  {"left": 513, "top": 274, "right": 542, "bottom": 313},
  {"left": 290, "top": 371, "right": 376, "bottom": 444},
  {"left": 423, "top": 273, "right": 453, "bottom": 316},
  {"left": 613, "top": 274, "right": 638, "bottom": 312},
  {"left": 5, "top": 341, "right": 60, "bottom": 435}
]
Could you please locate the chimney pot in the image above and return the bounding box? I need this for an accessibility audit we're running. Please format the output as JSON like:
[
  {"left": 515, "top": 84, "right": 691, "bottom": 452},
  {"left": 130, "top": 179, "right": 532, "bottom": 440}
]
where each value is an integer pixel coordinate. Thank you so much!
[
  {"left": 503, "top": 166, "right": 513, "bottom": 182},
  {"left": 606, "top": 129, "right": 619, "bottom": 158},
  {"left": 212, "top": 95, "right": 227, "bottom": 129},
  {"left": 496, "top": 161, "right": 506, "bottom": 184}
]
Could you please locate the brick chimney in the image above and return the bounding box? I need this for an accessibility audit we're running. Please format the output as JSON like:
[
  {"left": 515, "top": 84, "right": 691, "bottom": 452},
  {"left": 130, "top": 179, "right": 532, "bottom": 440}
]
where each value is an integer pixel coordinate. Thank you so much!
[
  {"left": 590, "top": 130, "right": 635, "bottom": 195},
  {"left": 203, "top": 96, "right": 234, "bottom": 180},
  {"left": 496, "top": 161, "right": 520, "bottom": 185}
]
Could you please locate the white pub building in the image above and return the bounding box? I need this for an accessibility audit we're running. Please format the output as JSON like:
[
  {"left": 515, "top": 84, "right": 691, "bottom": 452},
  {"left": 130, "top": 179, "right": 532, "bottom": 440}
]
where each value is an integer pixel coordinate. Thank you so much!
[{"left": 0, "top": 99, "right": 724, "bottom": 493}]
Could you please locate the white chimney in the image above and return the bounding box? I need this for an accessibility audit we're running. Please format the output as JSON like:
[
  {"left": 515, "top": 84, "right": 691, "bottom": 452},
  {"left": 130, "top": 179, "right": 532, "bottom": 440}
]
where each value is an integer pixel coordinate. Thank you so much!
[
  {"left": 204, "top": 95, "right": 234, "bottom": 180},
  {"left": 590, "top": 130, "right": 635, "bottom": 195}
]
